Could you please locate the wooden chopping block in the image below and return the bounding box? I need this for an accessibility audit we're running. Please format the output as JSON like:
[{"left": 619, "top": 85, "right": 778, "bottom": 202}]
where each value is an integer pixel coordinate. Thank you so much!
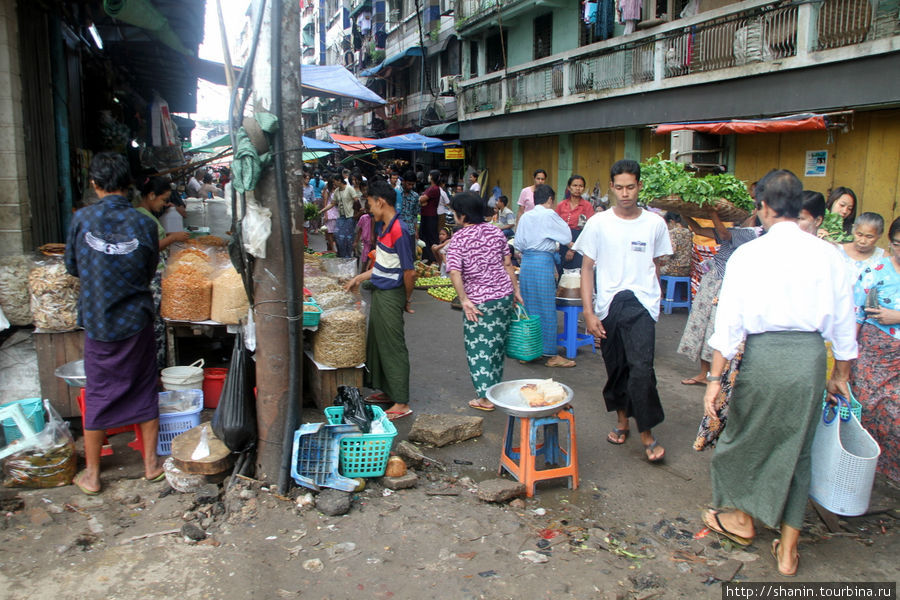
[{"left": 170, "top": 423, "right": 235, "bottom": 475}]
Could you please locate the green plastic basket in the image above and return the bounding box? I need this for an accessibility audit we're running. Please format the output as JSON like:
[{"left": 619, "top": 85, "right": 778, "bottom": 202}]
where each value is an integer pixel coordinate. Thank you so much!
[
  {"left": 324, "top": 405, "right": 398, "bottom": 478},
  {"left": 821, "top": 386, "right": 862, "bottom": 421},
  {"left": 505, "top": 304, "right": 543, "bottom": 361},
  {"left": 303, "top": 300, "right": 322, "bottom": 327}
]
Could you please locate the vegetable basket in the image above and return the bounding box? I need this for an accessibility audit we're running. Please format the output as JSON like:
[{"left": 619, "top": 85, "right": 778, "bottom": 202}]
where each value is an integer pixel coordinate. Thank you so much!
[{"left": 648, "top": 195, "right": 749, "bottom": 223}]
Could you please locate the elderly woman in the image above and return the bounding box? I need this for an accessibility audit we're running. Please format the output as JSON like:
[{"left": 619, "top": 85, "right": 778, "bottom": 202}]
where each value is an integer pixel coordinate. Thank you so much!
[
  {"left": 65, "top": 153, "right": 165, "bottom": 494},
  {"left": 839, "top": 212, "right": 885, "bottom": 281},
  {"left": 446, "top": 192, "right": 523, "bottom": 411},
  {"left": 851, "top": 216, "right": 900, "bottom": 483}
]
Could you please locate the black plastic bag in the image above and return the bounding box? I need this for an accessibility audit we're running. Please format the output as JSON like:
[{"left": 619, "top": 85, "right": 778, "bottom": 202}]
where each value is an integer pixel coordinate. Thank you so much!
[
  {"left": 212, "top": 329, "right": 257, "bottom": 452},
  {"left": 336, "top": 386, "right": 374, "bottom": 433}
]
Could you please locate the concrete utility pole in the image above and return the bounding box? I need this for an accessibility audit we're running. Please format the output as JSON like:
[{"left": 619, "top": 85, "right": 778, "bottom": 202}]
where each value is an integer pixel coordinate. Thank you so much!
[{"left": 252, "top": 0, "right": 304, "bottom": 483}]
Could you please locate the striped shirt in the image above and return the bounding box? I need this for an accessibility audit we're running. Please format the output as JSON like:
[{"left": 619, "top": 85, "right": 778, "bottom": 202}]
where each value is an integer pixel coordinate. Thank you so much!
[
  {"left": 371, "top": 215, "right": 414, "bottom": 290},
  {"left": 712, "top": 226, "right": 763, "bottom": 279}
]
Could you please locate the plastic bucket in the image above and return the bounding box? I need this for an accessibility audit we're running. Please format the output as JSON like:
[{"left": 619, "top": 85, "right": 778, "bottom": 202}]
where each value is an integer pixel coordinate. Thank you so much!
[
  {"left": 202, "top": 367, "right": 228, "bottom": 409},
  {"left": 1, "top": 398, "right": 46, "bottom": 442},
  {"left": 160, "top": 359, "right": 205, "bottom": 392}
]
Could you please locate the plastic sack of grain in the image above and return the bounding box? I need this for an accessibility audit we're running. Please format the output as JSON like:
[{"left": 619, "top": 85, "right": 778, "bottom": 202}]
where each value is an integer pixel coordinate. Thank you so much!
[
  {"left": 0, "top": 255, "right": 35, "bottom": 326},
  {"left": 210, "top": 267, "right": 249, "bottom": 324},
  {"left": 312, "top": 307, "right": 366, "bottom": 368},
  {"left": 161, "top": 264, "right": 212, "bottom": 322}
]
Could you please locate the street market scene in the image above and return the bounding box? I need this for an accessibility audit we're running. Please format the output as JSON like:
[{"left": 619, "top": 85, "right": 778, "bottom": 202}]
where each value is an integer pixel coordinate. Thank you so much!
[{"left": 0, "top": 0, "right": 898, "bottom": 599}]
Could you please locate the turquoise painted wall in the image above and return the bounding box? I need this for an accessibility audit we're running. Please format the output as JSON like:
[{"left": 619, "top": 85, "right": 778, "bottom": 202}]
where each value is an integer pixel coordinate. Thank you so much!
[{"left": 506, "top": 17, "right": 531, "bottom": 67}]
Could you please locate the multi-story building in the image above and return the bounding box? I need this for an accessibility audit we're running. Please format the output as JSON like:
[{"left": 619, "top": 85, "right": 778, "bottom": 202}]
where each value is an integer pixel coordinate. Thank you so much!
[{"left": 454, "top": 0, "right": 900, "bottom": 233}]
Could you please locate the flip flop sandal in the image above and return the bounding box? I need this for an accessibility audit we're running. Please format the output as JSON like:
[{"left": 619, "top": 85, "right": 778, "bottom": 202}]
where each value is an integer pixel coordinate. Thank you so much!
[
  {"left": 644, "top": 439, "right": 666, "bottom": 463},
  {"left": 144, "top": 471, "right": 166, "bottom": 482},
  {"left": 606, "top": 427, "right": 629, "bottom": 445},
  {"left": 771, "top": 539, "right": 799, "bottom": 577},
  {"left": 701, "top": 510, "right": 753, "bottom": 546},
  {"left": 386, "top": 409, "right": 413, "bottom": 421},
  {"left": 680, "top": 378, "right": 704, "bottom": 386},
  {"left": 365, "top": 392, "right": 392, "bottom": 404},
  {"left": 468, "top": 399, "right": 495, "bottom": 412},
  {"left": 73, "top": 471, "right": 101, "bottom": 496},
  {"left": 545, "top": 357, "right": 576, "bottom": 368}
]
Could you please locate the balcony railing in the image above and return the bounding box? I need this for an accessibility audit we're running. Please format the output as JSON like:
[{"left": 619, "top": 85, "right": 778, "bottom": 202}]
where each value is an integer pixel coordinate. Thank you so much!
[{"left": 458, "top": 0, "right": 900, "bottom": 119}]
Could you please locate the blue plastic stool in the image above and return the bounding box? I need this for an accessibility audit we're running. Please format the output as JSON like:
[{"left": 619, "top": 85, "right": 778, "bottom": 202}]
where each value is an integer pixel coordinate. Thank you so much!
[
  {"left": 660, "top": 276, "right": 691, "bottom": 314},
  {"left": 556, "top": 304, "right": 595, "bottom": 359},
  {"left": 499, "top": 407, "right": 579, "bottom": 497}
]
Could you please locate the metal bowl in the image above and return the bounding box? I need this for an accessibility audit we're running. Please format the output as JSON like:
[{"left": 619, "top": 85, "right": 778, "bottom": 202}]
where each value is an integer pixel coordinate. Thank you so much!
[
  {"left": 54, "top": 359, "right": 86, "bottom": 388},
  {"left": 485, "top": 379, "right": 574, "bottom": 418}
]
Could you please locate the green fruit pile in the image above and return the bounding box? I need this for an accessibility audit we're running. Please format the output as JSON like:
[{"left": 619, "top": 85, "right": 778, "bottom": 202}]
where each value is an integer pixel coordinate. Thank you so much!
[
  {"left": 428, "top": 286, "right": 458, "bottom": 302},
  {"left": 416, "top": 276, "right": 452, "bottom": 287}
]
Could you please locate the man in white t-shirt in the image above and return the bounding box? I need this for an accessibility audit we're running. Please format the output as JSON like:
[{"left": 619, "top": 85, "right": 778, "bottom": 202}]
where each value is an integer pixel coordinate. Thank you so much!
[{"left": 574, "top": 159, "right": 673, "bottom": 463}]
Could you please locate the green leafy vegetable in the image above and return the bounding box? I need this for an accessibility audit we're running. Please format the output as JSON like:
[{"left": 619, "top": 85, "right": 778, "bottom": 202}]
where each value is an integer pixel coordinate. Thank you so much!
[
  {"left": 822, "top": 210, "right": 853, "bottom": 243},
  {"left": 638, "top": 155, "right": 754, "bottom": 212},
  {"left": 303, "top": 203, "right": 320, "bottom": 221}
]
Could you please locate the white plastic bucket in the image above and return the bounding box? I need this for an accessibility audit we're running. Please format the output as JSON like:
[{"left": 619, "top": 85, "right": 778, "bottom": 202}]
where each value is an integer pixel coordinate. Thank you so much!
[{"left": 160, "top": 359, "right": 205, "bottom": 392}]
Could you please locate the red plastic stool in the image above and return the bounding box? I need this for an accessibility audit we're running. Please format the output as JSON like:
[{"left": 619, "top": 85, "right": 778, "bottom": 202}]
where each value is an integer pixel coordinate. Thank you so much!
[
  {"left": 499, "top": 407, "right": 579, "bottom": 497},
  {"left": 76, "top": 389, "right": 145, "bottom": 458}
]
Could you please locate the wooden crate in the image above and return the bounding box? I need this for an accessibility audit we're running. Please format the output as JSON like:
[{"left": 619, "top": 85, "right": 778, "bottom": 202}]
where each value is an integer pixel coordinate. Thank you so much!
[
  {"left": 33, "top": 330, "right": 85, "bottom": 419},
  {"left": 303, "top": 350, "right": 363, "bottom": 411}
]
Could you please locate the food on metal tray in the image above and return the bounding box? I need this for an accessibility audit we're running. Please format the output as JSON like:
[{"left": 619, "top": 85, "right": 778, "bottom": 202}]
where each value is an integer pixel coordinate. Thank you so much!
[
  {"left": 519, "top": 379, "right": 566, "bottom": 407},
  {"left": 416, "top": 276, "right": 452, "bottom": 287},
  {"left": 190, "top": 235, "right": 227, "bottom": 247},
  {"left": 427, "top": 286, "right": 458, "bottom": 302}
]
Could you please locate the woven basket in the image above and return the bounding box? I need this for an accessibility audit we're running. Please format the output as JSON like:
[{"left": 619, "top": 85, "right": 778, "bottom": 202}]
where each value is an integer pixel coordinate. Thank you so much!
[
  {"left": 505, "top": 305, "right": 543, "bottom": 361},
  {"left": 648, "top": 195, "right": 750, "bottom": 223}
]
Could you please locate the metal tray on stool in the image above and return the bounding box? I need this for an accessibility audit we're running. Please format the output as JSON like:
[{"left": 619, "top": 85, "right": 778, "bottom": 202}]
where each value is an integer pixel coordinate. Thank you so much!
[
  {"left": 555, "top": 297, "right": 582, "bottom": 307},
  {"left": 486, "top": 379, "right": 574, "bottom": 418}
]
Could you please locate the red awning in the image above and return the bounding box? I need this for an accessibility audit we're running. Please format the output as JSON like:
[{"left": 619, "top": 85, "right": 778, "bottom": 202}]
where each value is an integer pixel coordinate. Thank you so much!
[
  {"left": 329, "top": 133, "right": 377, "bottom": 151},
  {"left": 654, "top": 115, "right": 828, "bottom": 135}
]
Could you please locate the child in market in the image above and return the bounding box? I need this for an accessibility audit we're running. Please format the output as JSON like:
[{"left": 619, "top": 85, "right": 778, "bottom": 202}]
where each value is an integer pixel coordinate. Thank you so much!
[
  {"left": 355, "top": 209, "right": 375, "bottom": 272},
  {"left": 430, "top": 226, "right": 453, "bottom": 277}
]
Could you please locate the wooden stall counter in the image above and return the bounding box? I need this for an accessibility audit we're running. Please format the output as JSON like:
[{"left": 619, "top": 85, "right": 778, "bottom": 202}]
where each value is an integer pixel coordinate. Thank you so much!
[{"left": 303, "top": 350, "right": 364, "bottom": 411}]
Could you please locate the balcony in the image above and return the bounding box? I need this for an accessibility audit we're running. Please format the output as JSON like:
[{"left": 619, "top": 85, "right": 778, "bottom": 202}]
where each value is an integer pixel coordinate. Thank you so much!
[{"left": 458, "top": 0, "right": 900, "bottom": 120}]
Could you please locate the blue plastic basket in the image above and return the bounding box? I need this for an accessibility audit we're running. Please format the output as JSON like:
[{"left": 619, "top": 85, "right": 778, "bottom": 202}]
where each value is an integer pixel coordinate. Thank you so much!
[
  {"left": 1, "top": 398, "right": 45, "bottom": 442},
  {"left": 157, "top": 390, "right": 203, "bottom": 456},
  {"left": 324, "top": 406, "right": 398, "bottom": 478},
  {"left": 290, "top": 422, "right": 361, "bottom": 491}
]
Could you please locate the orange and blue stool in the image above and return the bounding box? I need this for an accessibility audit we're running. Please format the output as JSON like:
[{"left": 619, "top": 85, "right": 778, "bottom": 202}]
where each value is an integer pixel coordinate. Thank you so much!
[{"left": 499, "top": 407, "right": 579, "bottom": 497}]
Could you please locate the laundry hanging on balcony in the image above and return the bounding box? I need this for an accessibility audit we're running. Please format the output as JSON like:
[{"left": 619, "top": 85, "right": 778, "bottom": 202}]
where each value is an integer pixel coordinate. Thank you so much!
[{"left": 653, "top": 113, "right": 829, "bottom": 135}]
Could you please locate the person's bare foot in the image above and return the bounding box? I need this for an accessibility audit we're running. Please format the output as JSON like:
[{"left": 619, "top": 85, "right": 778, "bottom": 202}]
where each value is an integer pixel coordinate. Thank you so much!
[
  {"left": 702, "top": 509, "right": 755, "bottom": 543},
  {"left": 144, "top": 460, "right": 164, "bottom": 481},
  {"left": 73, "top": 470, "right": 101, "bottom": 495},
  {"left": 681, "top": 374, "right": 706, "bottom": 386}
]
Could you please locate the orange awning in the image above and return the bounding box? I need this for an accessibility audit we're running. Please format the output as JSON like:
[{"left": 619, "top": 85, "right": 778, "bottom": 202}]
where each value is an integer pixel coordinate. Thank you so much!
[
  {"left": 654, "top": 114, "right": 827, "bottom": 135},
  {"left": 329, "top": 133, "right": 377, "bottom": 151}
]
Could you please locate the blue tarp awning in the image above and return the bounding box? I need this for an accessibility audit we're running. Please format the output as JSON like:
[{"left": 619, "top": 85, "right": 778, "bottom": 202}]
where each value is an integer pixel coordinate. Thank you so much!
[
  {"left": 301, "top": 64, "right": 386, "bottom": 104},
  {"left": 360, "top": 46, "right": 425, "bottom": 77},
  {"left": 370, "top": 133, "right": 459, "bottom": 153}
]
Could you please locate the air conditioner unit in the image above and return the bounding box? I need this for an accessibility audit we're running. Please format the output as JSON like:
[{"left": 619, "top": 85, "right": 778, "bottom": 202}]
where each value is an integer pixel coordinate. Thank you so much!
[
  {"left": 440, "top": 0, "right": 454, "bottom": 15},
  {"left": 438, "top": 75, "right": 458, "bottom": 96},
  {"left": 389, "top": 8, "right": 401, "bottom": 23},
  {"left": 669, "top": 130, "right": 725, "bottom": 167}
]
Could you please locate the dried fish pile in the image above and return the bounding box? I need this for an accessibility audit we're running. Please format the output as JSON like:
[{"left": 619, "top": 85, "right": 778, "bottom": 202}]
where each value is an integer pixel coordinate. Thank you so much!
[
  {"left": 0, "top": 255, "right": 34, "bottom": 325},
  {"left": 315, "top": 290, "right": 356, "bottom": 311},
  {"left": 29, "top": 260, "right": 79, "bottom": 330},
  {"left": 313, "top": 309, "right": 366, "bottom": 368}
]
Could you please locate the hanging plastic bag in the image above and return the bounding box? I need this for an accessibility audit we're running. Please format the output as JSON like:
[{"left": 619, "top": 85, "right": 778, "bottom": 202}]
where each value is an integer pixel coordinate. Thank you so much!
[
  {"left": 2, "top": 401, "right": 76, "bottom": 488},
  {"left": 242, "top": 196, "right": 271, "bottom": 259},
  {"left": 211, "top": 329, "right": 257, "bottom": 452},
  {"left": 336, "top": 386, "right": 373, "bottom": 433}
]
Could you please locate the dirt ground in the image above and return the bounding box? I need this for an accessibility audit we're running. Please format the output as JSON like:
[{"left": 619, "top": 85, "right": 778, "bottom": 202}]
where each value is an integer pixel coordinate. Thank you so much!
[{"left": 2, "top": 231, "right": 898, "bottom": 599}]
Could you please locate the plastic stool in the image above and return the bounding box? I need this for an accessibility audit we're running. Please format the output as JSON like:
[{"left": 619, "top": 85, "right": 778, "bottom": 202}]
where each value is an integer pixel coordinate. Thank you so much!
[
  {"left": 76, "top": 389, "right": 145, "bottom": 458},
  {"left": 660, "top": 275, "right": 691, "bottom": 314},
  {"left": 499, "top": 407, "right": 579, "bottom": 497},
  {"left": 556, "top": 304, "right": 595, "bottom": 359}
]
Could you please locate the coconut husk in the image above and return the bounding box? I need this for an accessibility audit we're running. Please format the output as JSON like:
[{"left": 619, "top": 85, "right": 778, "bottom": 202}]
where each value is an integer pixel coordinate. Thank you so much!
[{"left": 648, "top": 195, "right": 749, "bottom": 223}]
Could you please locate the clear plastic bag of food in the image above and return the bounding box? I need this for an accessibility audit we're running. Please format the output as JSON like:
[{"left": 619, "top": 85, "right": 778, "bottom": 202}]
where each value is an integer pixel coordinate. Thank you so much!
[
  {"left": 0, "top": 254, "right": 35, "bottom": 326},
  {"left": 210, "top": 266, "right": 250, "bottom": 324},
  {"left": 28, "top": 255, "right": 80, "bottom": 331},
  {"left": 321, "top": 257, "right": 359, "bottom": 280},
  {"left": 2, "top": 401, "right": 76, "bottom": 488},
  {"left": 312, "top": 306, "right": 367, "bottom": 368},
  {"left": 161, "top": 263, "right": 212, "bottom": 322}
]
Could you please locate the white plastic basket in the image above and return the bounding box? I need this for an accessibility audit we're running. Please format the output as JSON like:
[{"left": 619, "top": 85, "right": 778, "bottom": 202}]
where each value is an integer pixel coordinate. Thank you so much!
[{"left": 810, "top": 397, "right": 881, "bottom": 516}]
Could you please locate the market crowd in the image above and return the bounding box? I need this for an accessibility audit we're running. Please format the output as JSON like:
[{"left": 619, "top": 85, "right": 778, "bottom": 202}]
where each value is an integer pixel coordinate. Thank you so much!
[
  {"left": 330, "top": 159, "right": 897, "bottom": 579},
  {"left": 61, "top": 152, "right": 897, "bottom": 580}
]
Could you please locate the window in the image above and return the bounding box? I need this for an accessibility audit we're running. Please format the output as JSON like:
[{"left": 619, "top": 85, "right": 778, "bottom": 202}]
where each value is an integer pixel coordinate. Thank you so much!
[
  {"left": 440, "top": 37, "right": 461, "bottom": 76},
  {"left": 485, "top": 29, "right": 507, "bottom": 73},
  {"left": 469, "top": 40, "right": 479, "bottom": 77},
  {"left": 533, "top": 13, "right": 552, "bottom": 60}
]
